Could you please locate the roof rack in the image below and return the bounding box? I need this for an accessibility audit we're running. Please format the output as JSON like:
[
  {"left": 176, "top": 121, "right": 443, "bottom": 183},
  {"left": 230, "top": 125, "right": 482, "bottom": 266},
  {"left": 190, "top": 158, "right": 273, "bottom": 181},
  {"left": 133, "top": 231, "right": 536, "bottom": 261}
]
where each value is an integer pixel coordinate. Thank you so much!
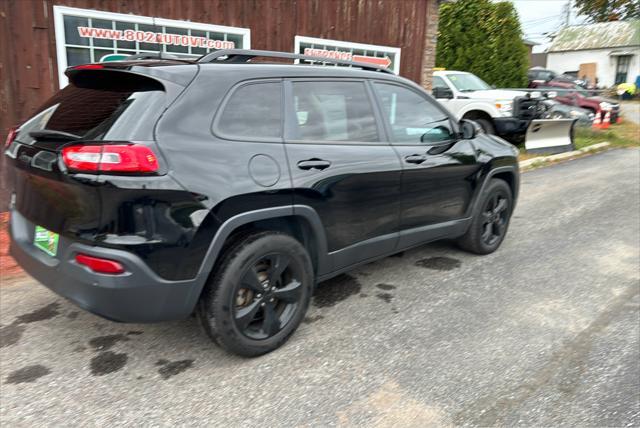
[{"left": 197, "top": 49, "right": 394, "bottom": 74}]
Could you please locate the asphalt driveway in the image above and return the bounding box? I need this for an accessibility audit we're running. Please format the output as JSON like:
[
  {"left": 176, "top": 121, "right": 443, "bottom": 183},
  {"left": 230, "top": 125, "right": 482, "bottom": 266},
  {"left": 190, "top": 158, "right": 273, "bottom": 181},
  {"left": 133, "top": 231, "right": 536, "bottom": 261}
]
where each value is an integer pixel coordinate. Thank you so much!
[
  {"left": 622, "top": 101, "right": 640, "bottom": 124},
  {"left": 1, "top": 148, "right": 639, "bottom": 427}
]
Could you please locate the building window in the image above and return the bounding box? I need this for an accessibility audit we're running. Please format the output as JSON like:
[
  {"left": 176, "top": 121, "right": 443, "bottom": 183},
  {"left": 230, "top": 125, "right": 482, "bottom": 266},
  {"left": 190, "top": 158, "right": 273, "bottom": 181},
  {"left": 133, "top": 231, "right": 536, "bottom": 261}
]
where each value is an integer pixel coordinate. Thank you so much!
[
  {"left": 294, "top": 36, "right": 401, "bottom": 74},
  {"left": 53, "top": 6, "right": 250, "bottom": 87},
  {"left": 615, "top": 55, "right": 632, "bottom": 84}
]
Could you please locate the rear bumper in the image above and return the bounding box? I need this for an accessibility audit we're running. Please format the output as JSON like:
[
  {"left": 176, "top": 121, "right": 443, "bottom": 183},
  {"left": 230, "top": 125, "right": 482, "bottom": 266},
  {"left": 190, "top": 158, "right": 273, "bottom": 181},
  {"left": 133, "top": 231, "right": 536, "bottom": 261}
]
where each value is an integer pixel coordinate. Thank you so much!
[
  {"left": 9, "top": 209, "right": 202, "bottom": 323},
  {"left": 494, "top": 117, "right": 529, "bottom": 137}
]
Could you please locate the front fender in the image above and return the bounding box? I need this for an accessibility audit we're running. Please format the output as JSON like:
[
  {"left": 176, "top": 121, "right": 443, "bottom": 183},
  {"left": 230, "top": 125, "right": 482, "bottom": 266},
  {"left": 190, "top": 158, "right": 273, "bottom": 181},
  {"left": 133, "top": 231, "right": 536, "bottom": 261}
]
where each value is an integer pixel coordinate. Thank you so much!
[
  {"left": 456, "top": 102, "right": 501, "bottom": 119},
  {"left": 466, "top": 134, "right": 520, "bottom": 217}
]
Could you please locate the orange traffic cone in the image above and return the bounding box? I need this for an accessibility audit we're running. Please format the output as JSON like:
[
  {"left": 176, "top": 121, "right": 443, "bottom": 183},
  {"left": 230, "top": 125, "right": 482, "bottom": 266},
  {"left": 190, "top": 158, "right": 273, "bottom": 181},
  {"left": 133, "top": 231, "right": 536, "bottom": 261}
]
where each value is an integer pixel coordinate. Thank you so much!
[
  {"left": 592, "top": 112, "right": 601, "bottom": 129},
  {"left": 601, "top": 111, "right": 611, "bottom": 130}
]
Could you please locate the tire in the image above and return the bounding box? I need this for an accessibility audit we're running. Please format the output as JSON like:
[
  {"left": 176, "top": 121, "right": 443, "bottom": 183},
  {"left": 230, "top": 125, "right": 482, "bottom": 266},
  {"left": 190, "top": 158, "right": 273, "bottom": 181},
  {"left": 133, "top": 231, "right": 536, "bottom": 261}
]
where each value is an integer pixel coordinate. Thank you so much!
[
  {"left": 457, "top": 178, "right": 513, "bottom": 255},
  {"left": 197, "top": 231, "right": 313, "bottom": 357},
  {"left": 474, "top": 118, "right": 496, "bottom": 135}
]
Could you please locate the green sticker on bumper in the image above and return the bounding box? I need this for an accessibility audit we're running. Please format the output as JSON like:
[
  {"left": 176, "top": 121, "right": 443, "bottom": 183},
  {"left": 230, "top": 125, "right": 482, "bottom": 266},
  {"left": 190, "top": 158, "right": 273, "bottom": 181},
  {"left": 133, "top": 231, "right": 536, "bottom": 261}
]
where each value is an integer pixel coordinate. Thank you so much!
[{"left": 34, "top": 226, "right": 59, "bottom": 257}]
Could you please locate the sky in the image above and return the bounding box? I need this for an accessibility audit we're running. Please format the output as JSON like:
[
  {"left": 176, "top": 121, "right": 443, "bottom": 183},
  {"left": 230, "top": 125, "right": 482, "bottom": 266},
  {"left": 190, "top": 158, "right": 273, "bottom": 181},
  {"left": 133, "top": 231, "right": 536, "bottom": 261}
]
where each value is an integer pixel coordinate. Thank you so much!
[{"left": 504, "top": 0, "right": 589, "bottom": 52}]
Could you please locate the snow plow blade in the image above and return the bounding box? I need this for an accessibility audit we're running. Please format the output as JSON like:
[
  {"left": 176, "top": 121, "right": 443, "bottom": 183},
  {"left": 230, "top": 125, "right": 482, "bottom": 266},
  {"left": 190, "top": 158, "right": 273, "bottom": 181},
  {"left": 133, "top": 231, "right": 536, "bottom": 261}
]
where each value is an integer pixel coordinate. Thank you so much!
[{"left": 524, "top": 118, "right": 576, "bottom": 154}]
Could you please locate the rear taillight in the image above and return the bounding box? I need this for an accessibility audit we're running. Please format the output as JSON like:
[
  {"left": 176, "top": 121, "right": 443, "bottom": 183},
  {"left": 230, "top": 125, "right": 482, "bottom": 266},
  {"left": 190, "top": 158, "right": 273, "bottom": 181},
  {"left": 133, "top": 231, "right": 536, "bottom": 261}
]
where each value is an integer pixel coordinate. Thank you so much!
[
  {"left": 62, "top": 144, "right": 159, "bottom": 173},
  {"left": 4, "top": 127, "right": 18, "bottom": 149},
  {"left": 75, "top": 253, "right": 125, "bottom": 274}
]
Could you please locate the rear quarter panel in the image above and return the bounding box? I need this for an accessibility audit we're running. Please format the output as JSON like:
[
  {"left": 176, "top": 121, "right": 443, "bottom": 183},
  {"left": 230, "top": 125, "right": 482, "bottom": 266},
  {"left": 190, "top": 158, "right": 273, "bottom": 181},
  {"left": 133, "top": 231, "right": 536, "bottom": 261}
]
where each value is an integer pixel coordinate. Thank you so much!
[{"left": 153, "top": 69, "right": 294, "bottom": 277}]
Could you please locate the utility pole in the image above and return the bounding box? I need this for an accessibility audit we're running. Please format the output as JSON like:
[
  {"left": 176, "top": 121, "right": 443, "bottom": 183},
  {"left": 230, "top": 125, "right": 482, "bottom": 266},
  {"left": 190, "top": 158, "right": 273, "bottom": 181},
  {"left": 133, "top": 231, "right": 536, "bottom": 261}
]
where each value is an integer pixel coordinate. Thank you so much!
[{"left": 562, "top": 0, "right": 572, "bottom": 27}]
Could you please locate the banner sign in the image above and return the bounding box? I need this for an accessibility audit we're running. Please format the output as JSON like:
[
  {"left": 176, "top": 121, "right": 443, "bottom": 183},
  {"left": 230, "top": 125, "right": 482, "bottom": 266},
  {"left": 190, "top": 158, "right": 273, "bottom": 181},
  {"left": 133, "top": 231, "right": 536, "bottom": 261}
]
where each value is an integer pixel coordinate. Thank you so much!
[
  {"left": 295, "top": 36, "right": 400, "bottom": 74},
  {"left": 53, "top": 6, "right": 250, "bottom": 87},
  {"left": 76, "top": 27, "right": 236, "bottom": 50}
]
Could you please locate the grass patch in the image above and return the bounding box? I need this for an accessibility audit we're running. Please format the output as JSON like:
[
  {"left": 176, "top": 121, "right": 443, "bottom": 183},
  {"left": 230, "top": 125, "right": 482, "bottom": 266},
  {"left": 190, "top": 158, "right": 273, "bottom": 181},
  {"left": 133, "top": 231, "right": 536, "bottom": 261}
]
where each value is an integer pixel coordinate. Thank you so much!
[
  {"left": 574, "top": 121, "right": 640, "bottom": 150},
  {"left": 518, "top": 151, "right": 543, "bottom": 161}
]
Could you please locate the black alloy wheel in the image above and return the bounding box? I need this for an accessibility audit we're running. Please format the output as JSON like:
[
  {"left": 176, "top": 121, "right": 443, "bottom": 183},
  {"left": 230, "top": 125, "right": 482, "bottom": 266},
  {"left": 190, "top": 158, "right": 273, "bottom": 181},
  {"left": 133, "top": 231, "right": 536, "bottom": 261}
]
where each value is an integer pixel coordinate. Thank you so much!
[
  {"left": 480, "top": 191, "right": 510, "bottom": 246},
  {"left": 234, "top": 253, "right": 303, "bottom": 340},
  {"left": 456, "top": 178, "right": 513, "bottom": 255},
  {"left": 197, "top": 231, "right": 313, "bottom": 357}
]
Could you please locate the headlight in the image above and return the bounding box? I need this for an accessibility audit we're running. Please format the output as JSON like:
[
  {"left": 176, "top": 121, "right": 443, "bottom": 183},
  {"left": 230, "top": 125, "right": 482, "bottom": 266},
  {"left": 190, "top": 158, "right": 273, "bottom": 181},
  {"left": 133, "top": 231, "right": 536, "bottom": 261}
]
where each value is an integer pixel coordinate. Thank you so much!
[
  {"left": 495, "top": 100, "right": 513, "bottom": 117},
  {"left": 599, "top": 101, "right": 612, "bottom": 111}
]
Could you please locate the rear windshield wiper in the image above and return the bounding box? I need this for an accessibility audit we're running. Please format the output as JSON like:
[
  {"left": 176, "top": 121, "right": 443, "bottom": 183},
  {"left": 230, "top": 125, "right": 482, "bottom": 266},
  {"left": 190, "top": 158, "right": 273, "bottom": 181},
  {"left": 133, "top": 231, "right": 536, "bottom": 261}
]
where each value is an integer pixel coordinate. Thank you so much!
[{"left": 29, "top": 130, "right": 81, "bottom": 141}]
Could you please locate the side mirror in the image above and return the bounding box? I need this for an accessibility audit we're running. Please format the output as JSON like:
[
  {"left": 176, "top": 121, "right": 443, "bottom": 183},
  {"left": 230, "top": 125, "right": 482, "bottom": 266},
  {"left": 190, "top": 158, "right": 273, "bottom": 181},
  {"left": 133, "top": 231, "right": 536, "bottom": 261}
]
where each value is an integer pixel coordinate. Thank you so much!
[
  {"left": 460, "top": 119, "right": 480, "bottom": 139},
  {"left": 432, "top": 87, "right": 454, "bottom": 99}
]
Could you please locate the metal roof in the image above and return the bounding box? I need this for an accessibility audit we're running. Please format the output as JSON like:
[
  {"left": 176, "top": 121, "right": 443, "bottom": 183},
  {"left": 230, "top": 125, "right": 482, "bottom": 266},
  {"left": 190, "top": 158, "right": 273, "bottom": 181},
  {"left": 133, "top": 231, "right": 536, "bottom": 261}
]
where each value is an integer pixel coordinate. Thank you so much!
[{"left": 549, "top": 20, "right": 640, "bottom": 52}]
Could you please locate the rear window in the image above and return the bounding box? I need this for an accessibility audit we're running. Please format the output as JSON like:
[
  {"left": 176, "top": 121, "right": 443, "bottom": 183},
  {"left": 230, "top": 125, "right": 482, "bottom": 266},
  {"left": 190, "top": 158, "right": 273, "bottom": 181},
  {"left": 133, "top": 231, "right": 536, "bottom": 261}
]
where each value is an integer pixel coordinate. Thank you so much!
[{"left": 17, "top": 82, "right": 165, "bottom": 144}]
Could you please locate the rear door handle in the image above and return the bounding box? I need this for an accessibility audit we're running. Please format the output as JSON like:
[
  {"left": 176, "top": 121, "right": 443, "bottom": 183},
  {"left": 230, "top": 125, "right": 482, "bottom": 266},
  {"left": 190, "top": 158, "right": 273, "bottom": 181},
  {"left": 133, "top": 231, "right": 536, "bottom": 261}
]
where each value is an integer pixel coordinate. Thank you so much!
[
  {"left": 297, "top": 159, "right": 331, "bottom": 170},
  {"left": 404, "top": 154, "right": 427, "bottom": 164}
]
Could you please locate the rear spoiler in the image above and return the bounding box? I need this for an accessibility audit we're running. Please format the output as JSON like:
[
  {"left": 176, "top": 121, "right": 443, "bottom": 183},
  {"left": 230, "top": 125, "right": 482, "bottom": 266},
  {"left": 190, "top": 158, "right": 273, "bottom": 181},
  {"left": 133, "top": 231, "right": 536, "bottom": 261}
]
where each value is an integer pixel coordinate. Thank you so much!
[{"left": 65, "top": 62, "right": 197, "bottom": 88}]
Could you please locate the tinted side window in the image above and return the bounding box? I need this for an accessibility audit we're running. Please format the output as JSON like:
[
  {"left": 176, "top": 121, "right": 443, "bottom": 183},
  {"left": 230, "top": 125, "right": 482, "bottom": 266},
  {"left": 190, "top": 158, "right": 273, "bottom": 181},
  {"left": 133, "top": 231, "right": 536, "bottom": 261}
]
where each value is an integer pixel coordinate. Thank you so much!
[
  {"left": 291, "top": 81, "right": 378, "bottom": 142},
  {"left": 374, "top": 83, "right": 454, "bottom": 144},
  {"left": 217, "top": 82, "right": 282, "bottom": 139},
  {"left": 432, "top": 76, "right": 448, "bottom": 89}
]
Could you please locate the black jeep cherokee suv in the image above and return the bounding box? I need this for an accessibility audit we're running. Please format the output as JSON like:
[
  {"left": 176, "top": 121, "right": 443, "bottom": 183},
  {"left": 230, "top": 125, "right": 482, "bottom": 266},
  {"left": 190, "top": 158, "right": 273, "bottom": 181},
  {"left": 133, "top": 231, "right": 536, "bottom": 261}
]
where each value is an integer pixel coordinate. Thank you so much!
[{"left": 5, "top": 50, "right": 519, "bottom": 357}]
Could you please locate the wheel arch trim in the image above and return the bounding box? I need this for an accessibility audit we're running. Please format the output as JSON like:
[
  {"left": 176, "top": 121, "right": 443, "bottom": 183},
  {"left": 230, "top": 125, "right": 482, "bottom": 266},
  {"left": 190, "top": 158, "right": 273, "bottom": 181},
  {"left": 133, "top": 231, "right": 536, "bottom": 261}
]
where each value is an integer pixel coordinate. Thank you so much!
[
  {"left": 471, "top": 165, "right": 519, "bottom": 215},
  {"left": 194, "top": 204, "right": 329, "bottom": 281},
  {"left": 459, "top": 105, "right": 500, "bottom": 120}
]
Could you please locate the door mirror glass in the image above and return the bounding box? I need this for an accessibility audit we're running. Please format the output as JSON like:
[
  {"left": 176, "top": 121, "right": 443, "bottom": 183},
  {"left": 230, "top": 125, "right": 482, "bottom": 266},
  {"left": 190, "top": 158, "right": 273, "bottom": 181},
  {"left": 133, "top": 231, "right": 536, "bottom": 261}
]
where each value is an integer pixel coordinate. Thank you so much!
[
  {"left": 420, "top": 126, "right": 454, "bottom": 143},
  {"left": 432, "top": 86, "right": 454, "bottom": 99},
  {"left": 460, "top": 119, "right": 479, "bottom": 139}
]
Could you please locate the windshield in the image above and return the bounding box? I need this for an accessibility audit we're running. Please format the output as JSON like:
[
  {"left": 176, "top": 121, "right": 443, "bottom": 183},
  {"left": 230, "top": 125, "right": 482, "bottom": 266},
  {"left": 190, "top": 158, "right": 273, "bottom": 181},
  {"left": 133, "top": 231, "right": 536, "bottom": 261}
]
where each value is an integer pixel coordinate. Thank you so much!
[{"left": 447, "top": 73, "right": 492, "bottom": 92}]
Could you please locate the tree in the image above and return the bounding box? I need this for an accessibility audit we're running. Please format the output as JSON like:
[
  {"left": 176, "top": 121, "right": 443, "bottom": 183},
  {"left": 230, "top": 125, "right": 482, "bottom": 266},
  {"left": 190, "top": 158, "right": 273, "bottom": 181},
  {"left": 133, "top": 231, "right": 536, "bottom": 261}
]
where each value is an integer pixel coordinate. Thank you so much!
[
  {"left": 436, "top": 0, "right": 529, "bottom": 88},
  {"left": 574, "top": 0, "right": 640, "bottom": 22}
]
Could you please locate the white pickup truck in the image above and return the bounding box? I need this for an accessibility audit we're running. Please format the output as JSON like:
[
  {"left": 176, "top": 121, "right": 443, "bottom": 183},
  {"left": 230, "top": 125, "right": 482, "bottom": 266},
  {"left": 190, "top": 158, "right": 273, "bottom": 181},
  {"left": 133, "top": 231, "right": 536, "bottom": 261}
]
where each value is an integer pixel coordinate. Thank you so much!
[{"left": 431, "top": 70, "right": 543, "bottom": 140}]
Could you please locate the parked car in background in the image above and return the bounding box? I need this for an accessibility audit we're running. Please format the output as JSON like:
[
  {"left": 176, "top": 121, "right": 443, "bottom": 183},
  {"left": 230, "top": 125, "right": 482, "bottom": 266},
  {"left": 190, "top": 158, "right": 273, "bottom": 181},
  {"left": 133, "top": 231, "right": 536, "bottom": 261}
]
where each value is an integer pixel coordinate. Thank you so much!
[
  {"left": 542, "top": 99, "right": 594, "bottom": 126},
  {"left": 539, "top": 80, "right": 620, "bottom": 123},
  {"left": 528, "top": 67, "right": 559, "bottom": 87},
  {"left": 528, "top": 67, "right": 592, "bottom": 89},
  {"left": 5, "top": 50, "right": 520, "bottom": 357},
  {"left": 432, "top": 70, "right": 546, "bottom": 140}
]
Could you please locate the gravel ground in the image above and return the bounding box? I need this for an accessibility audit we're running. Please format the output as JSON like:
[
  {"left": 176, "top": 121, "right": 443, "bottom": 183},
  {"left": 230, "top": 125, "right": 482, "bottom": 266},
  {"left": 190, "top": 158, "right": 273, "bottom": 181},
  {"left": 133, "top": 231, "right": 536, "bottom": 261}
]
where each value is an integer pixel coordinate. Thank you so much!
[{"left": 1, "top": 148, "right": 639, "bottom": 427}]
